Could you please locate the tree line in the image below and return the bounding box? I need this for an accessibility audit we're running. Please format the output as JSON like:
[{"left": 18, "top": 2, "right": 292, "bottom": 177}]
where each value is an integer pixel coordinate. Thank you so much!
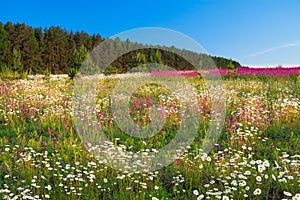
[{"left": 0, "top": 21, "right": 241, "bottom": 75}]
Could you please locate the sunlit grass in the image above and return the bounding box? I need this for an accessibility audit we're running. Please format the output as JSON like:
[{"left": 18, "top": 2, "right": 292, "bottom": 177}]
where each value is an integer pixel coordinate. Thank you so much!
[{"left": 0, "top": 75, "right": 299, "bottom": 199}]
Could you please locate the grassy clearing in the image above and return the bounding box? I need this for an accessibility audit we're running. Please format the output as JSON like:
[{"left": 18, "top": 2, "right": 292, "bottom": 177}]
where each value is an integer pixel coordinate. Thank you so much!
[{"left": 0, "top": 75, "right": 299, "bottom": 199}]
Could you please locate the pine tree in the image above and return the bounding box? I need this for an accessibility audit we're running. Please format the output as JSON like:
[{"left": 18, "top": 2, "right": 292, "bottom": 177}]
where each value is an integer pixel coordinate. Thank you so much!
[
  {"left": 11, "top": 48, "right": 22, "bottom": 72},
  {"left": 4, "top": 22, "right": 15, "bottom": 68},
  {"left": 22, "top": 30, "right": 41, "bottom": 73},
  {"left": 131, "top": 52, "right": 147, "bottom": 71},
  {"left": 43, "top": 27, "right": 69, "bottom": 73},
  {"left": 72, "top": 45, "right": 88, "bottom": 69},
  {"left": 0, "top": 23, "right": 8, "bottom": 67},
  {"left": 228, "top": 59, "right": 235, "bottom": 69},
  {"left": 1, "top": 21, "right": 242, "bottom": 74},
  {"left": 34, "top": 28, "right": 46, "bottom": 73},
  {"left": 150, "top": 49, "right": 163, "bottom": 64},
  {"left": 92, "top": 34, "right": 102, "bottom": 48}
]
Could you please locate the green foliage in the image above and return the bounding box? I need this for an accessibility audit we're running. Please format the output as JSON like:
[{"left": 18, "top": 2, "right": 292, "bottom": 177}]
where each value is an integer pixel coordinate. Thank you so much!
[
  {"left": 0, "top": 22, "right": 103, "bottom": 75},
  {"left": 0, "top": 77, "right": 300, "bottom": 199},
  {"left": 0, "top": 65, "right": 28, "bottom": 80},
  {"left": 11, "top": 48, "right": 22, "bottom": 72},
  {"left": 72, "top": 45, "right": 88, "bottom": 69},
  {"left": 198, "top": 60, "right": 203, "bottom": 69},
  {"left": 150, "top": 49, "right": 163, "bottom": 64},
  {"left": 0, "top": 21, "right": 242, "bottom": 75},
  {"left": 81, "top": 53, "right": 98, "bottom": 75},
  {"left": 68, "top": 68, "right": 79, "bottom": 80},
  {"left": 0, "top": 23, "right": 8, "bottom": 67},
  {"left": 69, "top": 45, "right": 97, "bottom": 78},
  {"left": 0, "top": 65, "right": 15, "bottom": 79},
  {"left": 0, "top": 48, "right": 29, "bottom": 80},
  {"left": 131, "top": 52, "right": 147, "bottom": 68},
  {"left": 104, "top": 65, "right": 119, "bottom": 75},
  {"left": 43, "top": 68, "right": 50, "bottom": 80},
  {"left": 211, "top": 56, "right": 241, "bottom": 69},
  {"left": 228, "top": 59, "right": 235, "bottom": 69}
]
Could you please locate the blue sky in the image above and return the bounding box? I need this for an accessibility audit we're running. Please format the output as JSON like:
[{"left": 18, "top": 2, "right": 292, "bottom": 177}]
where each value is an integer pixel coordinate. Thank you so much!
[{"left": 1, "top": 0, "right": 300, "bottom": 67}]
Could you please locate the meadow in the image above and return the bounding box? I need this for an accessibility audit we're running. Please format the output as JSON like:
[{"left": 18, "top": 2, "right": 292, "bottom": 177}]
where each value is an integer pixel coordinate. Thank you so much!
[{"left": 0, "top": 70, "right": 299, "bottom": 200}]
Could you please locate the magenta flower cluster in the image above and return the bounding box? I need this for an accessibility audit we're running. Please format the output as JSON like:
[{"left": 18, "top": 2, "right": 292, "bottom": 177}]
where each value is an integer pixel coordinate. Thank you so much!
[
  {"left": 206, "top": 67, "right": 300, "bottom": 77},
  {"left": 151, "top": 67, "right": 300, "bottom": 77}
]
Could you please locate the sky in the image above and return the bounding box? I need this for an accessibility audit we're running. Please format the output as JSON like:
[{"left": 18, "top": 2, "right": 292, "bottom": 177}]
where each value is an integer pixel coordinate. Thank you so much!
[{"left": 1, "top": 0, "right": 300, "bottom": 67}]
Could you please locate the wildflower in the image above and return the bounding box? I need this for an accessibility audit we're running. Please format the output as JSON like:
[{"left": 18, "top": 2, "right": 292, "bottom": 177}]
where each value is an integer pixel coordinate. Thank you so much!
[
  {"left": 264, "top": 174, "right": 269, "bottom": 179},
  {"left": 152, "top": 197, "right": 159, "bottom": 200},
  {"left": 22, "top": 189, "right": 30, "bottom": 194},
  {"left": 263, "top": 160, "right": 270, "bottom": 167},
  {"left": 197, "top": 194, "right": 205, "bottom": 200},
  {"left": 253, "top": 188, "right": 261, "bottom": 195},
  {"left": 222, "top": 196, "right": 230, "bottom": 200},
  {"left": 45, "top": 185, "right": 52, "bottom": 191},
  {"left": 272, "top": 174, "right": 276, "bottom": 181},
  {"left": 193, "top": 189, "right": 199, "bottom": 196},
  {"left": 293, "top": 194, "right": 300, "bottom": 200},
  {"left": 239, "top": 180, "right": 246, "bottom": 187},
  {"left": 283, "top": 191, "right": 292, "bottom": 197},
  {"left": 244, "top": 171, "right": 251, "bottom": 175},
  {"left": 258, "top": 164, "right": 266, "bottom": 172},
  {"left": 256, "top": 176, "right": 262, "bottom": 182},
  {"left": 174, "top": 158, "right": 181, "bottom": 168}
]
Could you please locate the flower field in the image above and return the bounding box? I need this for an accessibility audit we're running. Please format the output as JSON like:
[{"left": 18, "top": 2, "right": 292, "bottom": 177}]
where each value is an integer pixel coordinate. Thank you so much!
[
  {"left": 150, "top": 67, "right": 300, "bottom": 78},
  {"left": 0, "top": 72, "right": 300, "bottom": 199}
]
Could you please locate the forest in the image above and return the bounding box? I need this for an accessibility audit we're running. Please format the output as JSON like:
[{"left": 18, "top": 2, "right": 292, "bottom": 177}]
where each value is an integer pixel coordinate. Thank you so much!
[{"left": 0, "top": 21, "right": 241, "bottom": 75}]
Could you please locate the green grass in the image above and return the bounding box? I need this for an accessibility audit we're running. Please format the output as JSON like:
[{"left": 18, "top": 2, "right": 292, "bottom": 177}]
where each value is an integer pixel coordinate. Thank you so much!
[{"left": 0, "top": 75, "right": 299, "bottom": 199}]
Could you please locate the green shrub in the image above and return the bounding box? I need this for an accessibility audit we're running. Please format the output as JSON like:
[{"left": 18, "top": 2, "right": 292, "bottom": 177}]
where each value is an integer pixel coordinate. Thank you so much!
[
  {"left": 68, "top": 68, "right": 79, "bottom": 80},
  {"left": 0, "top": 65, "right": 28, "bottom": 80},
  {"left": 43, "top": 68, "right": 51, "bottom": 80}
]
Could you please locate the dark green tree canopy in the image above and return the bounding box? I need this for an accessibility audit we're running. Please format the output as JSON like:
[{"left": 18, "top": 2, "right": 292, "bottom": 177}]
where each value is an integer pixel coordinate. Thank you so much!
[
  {"left": 0, "top": 22, "right": 8, "bottom": 67},
  {"left": 0, "top": 21, "right": 241, "bottom": 74}
]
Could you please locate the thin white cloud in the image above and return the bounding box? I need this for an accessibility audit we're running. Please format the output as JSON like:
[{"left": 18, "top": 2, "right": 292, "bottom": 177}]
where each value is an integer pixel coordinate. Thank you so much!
[{"left": 248, "top": 42, "right": 300, "bottom": 57}]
